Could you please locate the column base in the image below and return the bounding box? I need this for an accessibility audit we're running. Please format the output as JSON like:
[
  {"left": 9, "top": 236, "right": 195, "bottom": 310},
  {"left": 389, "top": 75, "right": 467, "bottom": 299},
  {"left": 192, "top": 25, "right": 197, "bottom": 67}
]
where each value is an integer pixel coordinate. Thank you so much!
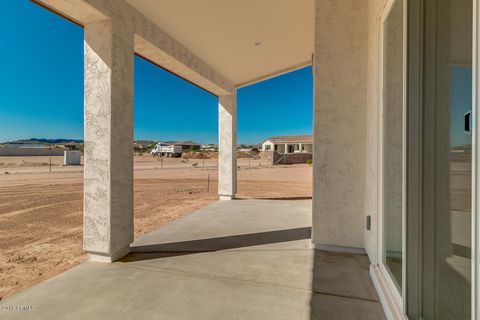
[
  {"left": 87, "top": 245, "right": 130, "bottom": 263},
  {"left": 219, "top": 194, "right": 235, "bottom": 200}
]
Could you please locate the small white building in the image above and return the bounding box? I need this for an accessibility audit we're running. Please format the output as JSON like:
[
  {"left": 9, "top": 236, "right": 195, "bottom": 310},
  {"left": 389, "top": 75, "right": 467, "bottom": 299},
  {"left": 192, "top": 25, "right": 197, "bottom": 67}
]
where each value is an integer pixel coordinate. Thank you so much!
[
  {"left": 200, "top": 144, "right": 217, "bottom": 152},
  {"left": 64, "top": 150, "right": 81, "bottom": 165},
  {"left": 261, "top": 135, "right": 312, "bottom": 154}
]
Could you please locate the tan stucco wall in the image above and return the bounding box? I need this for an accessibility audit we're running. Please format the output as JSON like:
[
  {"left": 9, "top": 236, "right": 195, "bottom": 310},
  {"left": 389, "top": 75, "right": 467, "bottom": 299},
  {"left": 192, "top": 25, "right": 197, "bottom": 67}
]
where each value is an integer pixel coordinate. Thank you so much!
[
  {"left": 312, "top": 0, "right": 392, "bottom": 255},
  {"left": 312, "top": 0, "right": 369, "bottom": 251},
  {"left": 364, "top": 0, "right": 384, "bottom": 262}
]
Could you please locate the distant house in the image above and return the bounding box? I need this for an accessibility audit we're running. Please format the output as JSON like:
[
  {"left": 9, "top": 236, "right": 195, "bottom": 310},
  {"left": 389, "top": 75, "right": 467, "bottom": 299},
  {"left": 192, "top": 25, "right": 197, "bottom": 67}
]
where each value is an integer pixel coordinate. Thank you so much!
[
  {"left": 261, "top": 135, "right": 313, "bottom": 154},
  {"left": 200, "top": 144, "right": 217, "bottom": 152},
  {"left": 172, "top": 141, "right": 200, "bottom": 151}
]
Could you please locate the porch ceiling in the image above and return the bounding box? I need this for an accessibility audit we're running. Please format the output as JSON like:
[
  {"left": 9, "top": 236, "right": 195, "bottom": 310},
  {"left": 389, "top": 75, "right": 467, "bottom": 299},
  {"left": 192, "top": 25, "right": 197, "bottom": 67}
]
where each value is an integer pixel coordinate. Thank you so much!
[{"left": 125, "top": 0, "right": 314, "bottom": 87}]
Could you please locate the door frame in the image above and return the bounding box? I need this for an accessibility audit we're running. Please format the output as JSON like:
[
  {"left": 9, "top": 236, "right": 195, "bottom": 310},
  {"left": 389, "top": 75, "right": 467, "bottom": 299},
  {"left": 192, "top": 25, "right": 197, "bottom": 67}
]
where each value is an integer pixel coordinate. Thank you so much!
[
  {"left": 405, "top": 0, "right": 423, "bottom": 317},
  {"left": 376, "top": 0, "right": 408, "bottom": 313}
]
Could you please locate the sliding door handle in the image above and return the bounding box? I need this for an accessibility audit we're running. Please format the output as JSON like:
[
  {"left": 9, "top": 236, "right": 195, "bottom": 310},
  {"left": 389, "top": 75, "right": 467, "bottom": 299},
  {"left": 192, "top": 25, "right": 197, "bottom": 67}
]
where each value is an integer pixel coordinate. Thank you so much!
[{"left": 465, "top": 109, "right": 472, "bottom": 136}]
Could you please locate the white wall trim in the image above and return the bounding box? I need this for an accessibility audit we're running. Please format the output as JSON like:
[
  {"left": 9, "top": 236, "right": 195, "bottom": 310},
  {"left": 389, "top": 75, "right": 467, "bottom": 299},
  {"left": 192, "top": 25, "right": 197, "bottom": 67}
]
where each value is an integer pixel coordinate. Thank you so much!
[
  {"left": 473, "top": 0, "right": 479, "bottom": 318},
  {"left": 400, "top": 0, "right": 408, "bottom": 309},
  {"left": 370, "top": 265, "right": 408, "bottom": 320},
  {"left": 374, "top": 0, "right": 407, "bottom": 315}
]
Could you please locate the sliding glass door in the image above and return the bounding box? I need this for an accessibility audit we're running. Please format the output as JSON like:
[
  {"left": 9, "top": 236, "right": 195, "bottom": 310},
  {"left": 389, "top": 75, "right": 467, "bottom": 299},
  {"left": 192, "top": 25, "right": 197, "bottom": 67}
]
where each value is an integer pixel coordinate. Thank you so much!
[
  {"left": 407, "top": 0, "right": 473, "bottom": 319},
  {"left": 422, "top": 0, "right": 472, "bottom": 318}
]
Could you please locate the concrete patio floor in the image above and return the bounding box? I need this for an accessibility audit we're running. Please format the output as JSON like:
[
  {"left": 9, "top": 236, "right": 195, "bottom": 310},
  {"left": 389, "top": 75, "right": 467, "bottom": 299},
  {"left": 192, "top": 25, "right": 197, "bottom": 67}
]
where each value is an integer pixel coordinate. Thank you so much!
[{"left": 0, "top": 199, "right": 385, "bottom": 320}]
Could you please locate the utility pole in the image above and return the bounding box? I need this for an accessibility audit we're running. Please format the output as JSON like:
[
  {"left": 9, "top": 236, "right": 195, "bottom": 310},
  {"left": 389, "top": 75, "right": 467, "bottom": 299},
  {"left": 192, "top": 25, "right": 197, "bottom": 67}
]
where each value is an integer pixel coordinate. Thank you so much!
[{"left": 49, "top": 145, "right": 52, "bottom": 173}]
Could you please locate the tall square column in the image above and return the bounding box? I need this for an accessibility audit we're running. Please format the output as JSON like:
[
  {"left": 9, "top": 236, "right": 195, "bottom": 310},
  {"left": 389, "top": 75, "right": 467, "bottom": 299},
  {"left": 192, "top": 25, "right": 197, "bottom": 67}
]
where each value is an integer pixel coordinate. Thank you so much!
[
  {"left": 83, "top": 18, "right": 134, "bottom": 262},
  {"left": 218, "top": 91, "right": 237, "bottom": 200}
]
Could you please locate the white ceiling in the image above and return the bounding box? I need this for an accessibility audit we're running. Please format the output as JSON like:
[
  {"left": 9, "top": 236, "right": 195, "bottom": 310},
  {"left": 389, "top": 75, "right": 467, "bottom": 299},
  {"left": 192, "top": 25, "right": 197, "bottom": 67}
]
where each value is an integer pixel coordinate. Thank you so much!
[{"left": 125, "top": 0, "right": 314, "bottom": 86}]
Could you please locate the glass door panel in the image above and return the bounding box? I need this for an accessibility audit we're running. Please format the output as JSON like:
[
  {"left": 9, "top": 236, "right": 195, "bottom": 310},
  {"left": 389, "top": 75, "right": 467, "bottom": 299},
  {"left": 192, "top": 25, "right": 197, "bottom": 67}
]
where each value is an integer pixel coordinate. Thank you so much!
[
  {"left": 383, "top": 0, "right": 405, "bottom": 292},
  {"left": 421, "top": 0, "right": 472, "bottom": 318}
]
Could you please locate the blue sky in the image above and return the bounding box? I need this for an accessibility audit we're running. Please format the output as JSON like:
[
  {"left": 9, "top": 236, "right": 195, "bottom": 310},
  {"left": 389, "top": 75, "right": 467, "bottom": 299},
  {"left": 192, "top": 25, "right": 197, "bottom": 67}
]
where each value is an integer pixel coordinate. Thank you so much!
[{"left": 0, "top": 1, "right": 312, "bottom": 145}]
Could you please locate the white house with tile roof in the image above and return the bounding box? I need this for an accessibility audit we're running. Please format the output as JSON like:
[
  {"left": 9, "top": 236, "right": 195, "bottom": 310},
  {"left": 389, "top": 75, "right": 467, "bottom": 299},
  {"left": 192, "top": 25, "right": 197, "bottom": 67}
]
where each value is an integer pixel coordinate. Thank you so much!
[{"left": 261, "top": 135, "right": 312, "bottom": 154}]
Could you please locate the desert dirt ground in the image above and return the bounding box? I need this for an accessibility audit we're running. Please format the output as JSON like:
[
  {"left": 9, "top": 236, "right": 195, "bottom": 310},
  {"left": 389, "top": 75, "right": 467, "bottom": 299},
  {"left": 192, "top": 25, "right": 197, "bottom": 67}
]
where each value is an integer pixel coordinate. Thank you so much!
[{"left": 0, "top": 155, "right": 312, "bottom": 299}]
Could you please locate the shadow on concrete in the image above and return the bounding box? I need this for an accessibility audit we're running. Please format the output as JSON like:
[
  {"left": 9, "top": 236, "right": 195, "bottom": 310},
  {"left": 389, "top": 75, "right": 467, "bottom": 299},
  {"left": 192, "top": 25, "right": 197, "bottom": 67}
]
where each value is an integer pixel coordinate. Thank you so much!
[
  {"left": 308, "top": 250, "right": 386, "bottom": 319},
  {"left": 122, "top": 227, "right": 311, "bottom": 262},
  {"left": 236, "top": 196, "right": 312, "bottom": 201}
]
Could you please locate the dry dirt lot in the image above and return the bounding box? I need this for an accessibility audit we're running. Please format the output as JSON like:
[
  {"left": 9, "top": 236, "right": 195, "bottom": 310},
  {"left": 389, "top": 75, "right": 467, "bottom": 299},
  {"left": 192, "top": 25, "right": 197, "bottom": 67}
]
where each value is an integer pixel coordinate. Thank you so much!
[{"left": 0, "top": 156, "right": 312, "bottom": 299}]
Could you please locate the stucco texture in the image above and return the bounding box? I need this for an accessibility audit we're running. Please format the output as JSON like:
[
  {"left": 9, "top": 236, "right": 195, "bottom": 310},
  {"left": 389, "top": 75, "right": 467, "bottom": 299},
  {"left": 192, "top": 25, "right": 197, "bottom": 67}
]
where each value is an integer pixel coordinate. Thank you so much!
[
  {"left": 83, "top": 17, "right": 134, "bottom": 258},
  {"left": 312, "top": 0, "right": 368, "bottom": 250},
  {"left": 218, "top": 93, "right": 237, "bottom": 199}
]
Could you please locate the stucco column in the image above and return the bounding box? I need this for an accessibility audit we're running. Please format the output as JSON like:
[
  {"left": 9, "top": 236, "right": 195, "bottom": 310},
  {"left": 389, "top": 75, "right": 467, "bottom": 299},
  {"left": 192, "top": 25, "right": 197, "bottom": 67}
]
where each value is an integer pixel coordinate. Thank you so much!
[
  {"left": 312, "top": 0, "right": 368, "bottom": 252},
  {"left": 285, "top": 143, "right": 288, "bottom": 154},
  {"left": 83, "top": 17, "right": 134, "bottom": 262},
  {"left": 218, "top": 91, "right": 237, "bottom": 200}
]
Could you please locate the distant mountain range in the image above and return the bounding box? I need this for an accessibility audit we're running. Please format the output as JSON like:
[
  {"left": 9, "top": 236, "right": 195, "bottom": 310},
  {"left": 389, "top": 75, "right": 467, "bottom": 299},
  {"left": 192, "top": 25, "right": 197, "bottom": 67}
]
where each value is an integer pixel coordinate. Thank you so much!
[
  {"left": 2, "top": 138, "right": 215, "bottom": 146},
  {"left": 2, "top": 138, "right": 84, "bottom": 145}
]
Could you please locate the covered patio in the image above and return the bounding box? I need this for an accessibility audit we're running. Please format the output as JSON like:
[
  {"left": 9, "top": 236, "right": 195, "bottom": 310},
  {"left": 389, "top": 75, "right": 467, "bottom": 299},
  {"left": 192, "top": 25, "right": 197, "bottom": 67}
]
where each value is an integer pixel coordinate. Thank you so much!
[
  {"left": 0, "top": 200, "right": 384, "bottom": 320},
  {"left": 25, "top": 0, "right": 370, "bottom": 262},
  {"left": 0, "top": 0, "right": 394, "bottom": 317}
]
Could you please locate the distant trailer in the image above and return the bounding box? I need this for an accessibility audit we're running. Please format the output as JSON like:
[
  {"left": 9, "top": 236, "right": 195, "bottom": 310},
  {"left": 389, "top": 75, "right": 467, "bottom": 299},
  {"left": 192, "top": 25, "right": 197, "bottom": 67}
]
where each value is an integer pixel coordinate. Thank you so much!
[{"left": 150, "top": 143, "right": 182, "bottom": 157}]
